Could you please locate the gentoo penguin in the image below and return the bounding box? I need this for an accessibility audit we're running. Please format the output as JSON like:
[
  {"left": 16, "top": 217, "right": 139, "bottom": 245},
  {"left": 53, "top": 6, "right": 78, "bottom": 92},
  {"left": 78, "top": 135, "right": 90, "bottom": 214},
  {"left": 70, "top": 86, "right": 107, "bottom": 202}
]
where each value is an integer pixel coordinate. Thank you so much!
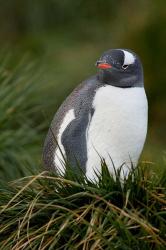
[{"left": 43, "top": 49, "right": 148, "bottom": 180}]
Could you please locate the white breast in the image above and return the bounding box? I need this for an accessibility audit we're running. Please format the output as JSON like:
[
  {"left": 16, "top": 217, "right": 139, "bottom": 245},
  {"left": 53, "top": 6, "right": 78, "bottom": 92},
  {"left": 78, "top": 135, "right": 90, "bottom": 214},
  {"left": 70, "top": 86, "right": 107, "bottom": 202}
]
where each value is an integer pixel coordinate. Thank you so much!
[{"left": 86, "top": 85, "right": 148, "bottom": 181}]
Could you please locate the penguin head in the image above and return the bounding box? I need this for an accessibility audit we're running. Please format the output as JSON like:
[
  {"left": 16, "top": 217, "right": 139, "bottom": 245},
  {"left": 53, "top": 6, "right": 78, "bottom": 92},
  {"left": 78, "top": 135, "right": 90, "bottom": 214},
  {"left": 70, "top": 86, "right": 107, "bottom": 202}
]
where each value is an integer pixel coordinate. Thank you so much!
[{"left": 96, "top": 49, "right": 143, "bottom": 88}]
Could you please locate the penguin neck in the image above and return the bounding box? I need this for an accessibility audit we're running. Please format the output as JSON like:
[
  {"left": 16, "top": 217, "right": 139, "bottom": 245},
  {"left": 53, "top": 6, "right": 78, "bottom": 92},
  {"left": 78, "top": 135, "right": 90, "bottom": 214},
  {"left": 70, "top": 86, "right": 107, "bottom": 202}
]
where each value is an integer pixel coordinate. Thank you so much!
[
  {"left": 97, "top": 71, "right": 144, "bottom": 88},
  {"left": 97, "top": 71, "right": 111, "bottom": 85},
  {"left": 97, "top": 71, "right": 130, "bottom": 88}
]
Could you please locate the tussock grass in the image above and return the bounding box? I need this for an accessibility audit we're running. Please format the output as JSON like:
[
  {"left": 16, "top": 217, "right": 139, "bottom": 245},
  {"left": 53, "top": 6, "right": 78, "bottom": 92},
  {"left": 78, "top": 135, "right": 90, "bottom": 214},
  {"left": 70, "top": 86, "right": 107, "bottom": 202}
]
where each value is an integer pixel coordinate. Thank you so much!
[
  {"left": 0, "top": 165, "right": 165, "bottom": 250},
  {"left": 0, "top": 53, "right": 47, "bottom": 181}
]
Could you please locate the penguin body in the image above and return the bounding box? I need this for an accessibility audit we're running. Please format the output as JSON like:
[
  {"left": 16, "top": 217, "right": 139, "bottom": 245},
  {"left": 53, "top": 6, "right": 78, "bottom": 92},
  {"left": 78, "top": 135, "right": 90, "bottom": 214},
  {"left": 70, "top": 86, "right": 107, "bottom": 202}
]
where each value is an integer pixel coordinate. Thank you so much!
[{"left": 43, "top": 49, "right": 148, "bottom": 180}]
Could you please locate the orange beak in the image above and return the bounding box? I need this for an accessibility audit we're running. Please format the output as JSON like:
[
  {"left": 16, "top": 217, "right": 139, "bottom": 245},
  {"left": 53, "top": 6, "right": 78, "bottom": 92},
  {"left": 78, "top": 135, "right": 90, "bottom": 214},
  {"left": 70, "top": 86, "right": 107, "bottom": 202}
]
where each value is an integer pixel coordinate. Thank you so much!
[{"left": 96, "top": 61, "right": 112, "bottom": 69}]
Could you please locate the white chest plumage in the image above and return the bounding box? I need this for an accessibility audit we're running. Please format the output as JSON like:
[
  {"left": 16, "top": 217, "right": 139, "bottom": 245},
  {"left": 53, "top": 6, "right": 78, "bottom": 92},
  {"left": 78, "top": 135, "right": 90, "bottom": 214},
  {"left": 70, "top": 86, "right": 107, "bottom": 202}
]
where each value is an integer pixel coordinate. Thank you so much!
[{"left": 86, "top": 85, "right": 148, "bottom": 180}]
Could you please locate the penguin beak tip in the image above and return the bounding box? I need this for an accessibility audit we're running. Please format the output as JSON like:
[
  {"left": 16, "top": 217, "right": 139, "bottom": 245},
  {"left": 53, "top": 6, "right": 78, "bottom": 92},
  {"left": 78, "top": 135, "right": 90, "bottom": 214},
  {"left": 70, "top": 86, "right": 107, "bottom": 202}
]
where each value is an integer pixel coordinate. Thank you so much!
[{"left": 96, "top": 61, "right": 112, "bottom": 69}]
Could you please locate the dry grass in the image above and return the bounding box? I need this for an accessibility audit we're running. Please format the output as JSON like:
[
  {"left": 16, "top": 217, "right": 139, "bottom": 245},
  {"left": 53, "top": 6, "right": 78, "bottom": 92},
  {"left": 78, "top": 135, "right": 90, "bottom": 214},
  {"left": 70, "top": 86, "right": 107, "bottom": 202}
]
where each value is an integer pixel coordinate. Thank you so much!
[{"left": 0, "top": 165, "right": 165, "bottom": 250}]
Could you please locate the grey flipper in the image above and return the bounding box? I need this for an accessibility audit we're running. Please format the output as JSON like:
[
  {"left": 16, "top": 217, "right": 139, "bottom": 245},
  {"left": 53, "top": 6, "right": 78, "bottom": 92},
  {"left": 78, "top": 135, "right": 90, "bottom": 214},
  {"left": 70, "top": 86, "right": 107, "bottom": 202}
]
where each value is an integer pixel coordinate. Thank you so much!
[{"left": 43, "top": 75, "right": 102, "bottom": 173}]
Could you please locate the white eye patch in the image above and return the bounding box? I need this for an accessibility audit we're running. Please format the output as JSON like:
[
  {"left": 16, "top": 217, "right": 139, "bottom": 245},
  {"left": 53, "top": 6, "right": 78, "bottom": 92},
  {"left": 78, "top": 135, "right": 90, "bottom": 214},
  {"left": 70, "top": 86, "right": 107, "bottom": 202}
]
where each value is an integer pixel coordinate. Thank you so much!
[{"left": 122, "top": 50, "right": 135, "bottom": 65}]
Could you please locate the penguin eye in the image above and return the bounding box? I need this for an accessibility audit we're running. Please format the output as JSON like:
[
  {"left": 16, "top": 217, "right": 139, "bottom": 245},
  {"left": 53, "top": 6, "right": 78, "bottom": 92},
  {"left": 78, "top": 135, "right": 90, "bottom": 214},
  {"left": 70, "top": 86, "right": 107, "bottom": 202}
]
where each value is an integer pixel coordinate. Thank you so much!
[{"left": 122, "top": 64, "right": 129, "bottom": 70}]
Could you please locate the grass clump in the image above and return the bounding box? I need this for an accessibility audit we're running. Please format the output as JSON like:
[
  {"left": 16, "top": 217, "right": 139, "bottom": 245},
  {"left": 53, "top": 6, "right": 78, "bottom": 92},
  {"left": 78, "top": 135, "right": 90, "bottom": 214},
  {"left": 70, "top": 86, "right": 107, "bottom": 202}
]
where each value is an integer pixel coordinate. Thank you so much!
[
  {"left": 0, "top": 53, "right": 48, "bottom": 181},
  {"left": 0, "top": 164, "right": 165, "bottom": 250}
]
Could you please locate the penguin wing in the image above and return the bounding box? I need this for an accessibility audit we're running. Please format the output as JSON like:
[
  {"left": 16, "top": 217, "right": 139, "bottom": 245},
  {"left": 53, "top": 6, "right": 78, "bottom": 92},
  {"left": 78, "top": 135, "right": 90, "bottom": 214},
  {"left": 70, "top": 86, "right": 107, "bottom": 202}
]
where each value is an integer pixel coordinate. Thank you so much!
[{"left": 43, "top": 75, "right": 101, "bottom": 172}]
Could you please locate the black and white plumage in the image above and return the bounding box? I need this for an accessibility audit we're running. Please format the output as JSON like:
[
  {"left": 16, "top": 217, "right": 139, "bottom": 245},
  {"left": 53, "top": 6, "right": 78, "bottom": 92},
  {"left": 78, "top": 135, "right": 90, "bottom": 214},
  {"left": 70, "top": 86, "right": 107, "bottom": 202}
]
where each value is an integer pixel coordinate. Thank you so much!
[{"left": 43, "top": 49, "right": 148, "bottom": 180}]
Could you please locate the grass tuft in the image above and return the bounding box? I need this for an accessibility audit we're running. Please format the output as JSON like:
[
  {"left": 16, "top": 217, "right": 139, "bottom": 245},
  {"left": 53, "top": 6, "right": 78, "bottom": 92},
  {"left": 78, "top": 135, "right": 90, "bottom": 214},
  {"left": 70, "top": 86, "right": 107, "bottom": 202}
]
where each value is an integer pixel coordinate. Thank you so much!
[
  {"left": 0, "top": 53, "right": 48, "bottom": 181},
  {"left": 0, "top": 164, "right": 165, "bottom": 250}
]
